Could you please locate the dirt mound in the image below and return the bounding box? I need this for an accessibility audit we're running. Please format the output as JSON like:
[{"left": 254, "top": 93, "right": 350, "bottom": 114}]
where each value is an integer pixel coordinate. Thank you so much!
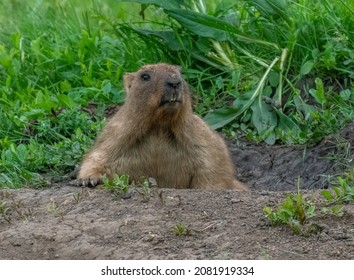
[
  {"left": 0, "top": 124, "right": 353, "bottom": 260},
  {"left": 1, "top": 187, "right": 353, "bottom": 260},
  {"left": 232, "top": 123, "right": 354, "bottom": 191}
]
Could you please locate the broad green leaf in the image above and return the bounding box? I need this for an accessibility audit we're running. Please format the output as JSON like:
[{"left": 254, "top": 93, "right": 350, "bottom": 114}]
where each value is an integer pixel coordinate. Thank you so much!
[
  {"left": 215, "top": 76, "right": 223, "bottom": 90},
  {"left": 102, "top": 81, "right": 112, "bottom": 95},
  {"left": 23, "top": 109, "right": 45, "bottom": 119},
  {"left": 232, "top": 89, "right": 257, "bottom": 110},
  {"left": 251, "top": 98, "right": 278, "bottom": 144},
  {"left": 263, "top": 127, "right": 276, "bottom": 145},
  {"left": 276, "top": 110, "right": 301, "bottom": 135},
  {"left": 309, "top": 78, "right": 326, "bottom": 106},
  {"left": 205, "top": 89, "right": 258, "bottom": 130},
  {"left": 57, "top": 94, "right": 75, "bottom": 108},
  {"left": 166, "top": 9, "right": 278, "bottom": 49},
  {"left": 299, "top": 60, "right": 314, "bottom": 76},
  {"left": 4, "top": 149, "right": 14, "bottom": 162},
  {"left": 16, "top": 144, "right": 27, "bottom": 162},
  {"left": 321, "top": 190, "right": 333, "bottom": 201},
  {"left": 293, "top": 95, "right": 317, "bottom": 119},
  {"left": 268, "top": 71, "right": 279, "bottom": 87},
  {"left": 339, "top": 89, "right": 351, "bottom": 101},
  {"left": 166, "top": 9, "right": 228, "bottom": 41},
  {"left": 204, "top": 107, "right": 238, "bottom": 129}
]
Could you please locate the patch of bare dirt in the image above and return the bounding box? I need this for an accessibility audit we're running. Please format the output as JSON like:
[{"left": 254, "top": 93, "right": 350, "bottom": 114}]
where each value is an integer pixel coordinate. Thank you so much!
[{"left": 0, "top": 123, "right": 353, "bottom": 260}]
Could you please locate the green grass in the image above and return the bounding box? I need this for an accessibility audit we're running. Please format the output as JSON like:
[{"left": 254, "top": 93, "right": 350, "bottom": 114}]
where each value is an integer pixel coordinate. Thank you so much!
[
  {"left": 264, "top": 173, "right": 354, "bottom": 234},
  {"left": 0, "top": 0, "right": 353, "bottom": 188},
  {"left": 171, "top": 222, "right": 191, "bottom": 236},
  {"left": 263, "top": 178, "right": 316, "bottom": 234}
]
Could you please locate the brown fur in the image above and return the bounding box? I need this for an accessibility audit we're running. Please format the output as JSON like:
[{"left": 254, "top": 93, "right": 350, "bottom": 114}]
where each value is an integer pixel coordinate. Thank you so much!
[{"left": 78, "top": 63, "right": 247, "bottom": 190}]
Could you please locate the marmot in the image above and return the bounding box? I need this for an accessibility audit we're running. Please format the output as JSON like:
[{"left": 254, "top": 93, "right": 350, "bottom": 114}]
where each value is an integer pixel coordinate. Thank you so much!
[{"left": 77, "top": 63, "right": 246, "bottom": 190}]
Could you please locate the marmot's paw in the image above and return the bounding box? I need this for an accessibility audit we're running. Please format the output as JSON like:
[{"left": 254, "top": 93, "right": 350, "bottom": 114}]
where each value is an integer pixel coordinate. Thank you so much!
[{"left": 75, "top": 175, "right": 101, "bottom": 188}]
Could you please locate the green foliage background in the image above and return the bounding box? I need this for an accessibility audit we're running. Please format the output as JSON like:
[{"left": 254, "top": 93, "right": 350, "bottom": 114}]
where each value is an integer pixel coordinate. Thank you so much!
[{"left": 0, "top": 0, "right": 353, "bottom": 188}]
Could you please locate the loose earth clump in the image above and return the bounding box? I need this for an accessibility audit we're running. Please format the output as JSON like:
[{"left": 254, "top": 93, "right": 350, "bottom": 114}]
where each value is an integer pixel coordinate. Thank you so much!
[{"left": 0, "top": 124, "right": 353, "bottom": 259}]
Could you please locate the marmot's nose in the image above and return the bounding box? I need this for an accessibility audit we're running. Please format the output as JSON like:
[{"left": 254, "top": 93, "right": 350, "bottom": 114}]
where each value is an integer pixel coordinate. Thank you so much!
[{"left": 165, "top": 78, "right": 181, "bottom": 89}]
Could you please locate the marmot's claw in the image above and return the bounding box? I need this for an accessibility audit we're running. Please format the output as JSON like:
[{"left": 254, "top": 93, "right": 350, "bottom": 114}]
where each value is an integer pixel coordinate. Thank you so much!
[
  {"left": 89, "top": 177, "right": 98, "bottom": 187},
  {"left": 75, "top": 177, "right": 100, "bottom": 188}
]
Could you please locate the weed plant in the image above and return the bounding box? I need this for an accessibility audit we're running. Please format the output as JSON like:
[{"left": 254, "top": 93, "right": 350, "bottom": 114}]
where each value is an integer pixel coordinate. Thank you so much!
[
  {"left": 264, "top": 174, "right": 354, "bottom": 234},
  {"left": 0, "top": 0, "right": 353, "bottom": 188},
  {"left": 263, "top": 178, "right": 316, "bottom": 234},
  {"left": 171, "top": 222, "right": 191, "bottom": 236},
  {"left": 103, "top": 174, "right": 131, "bottom": 198}
]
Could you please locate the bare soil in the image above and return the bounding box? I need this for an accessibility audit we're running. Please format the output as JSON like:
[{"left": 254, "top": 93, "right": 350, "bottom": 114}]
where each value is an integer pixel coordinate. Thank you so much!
[{"left": 0, "top": 124, "right": 353, "bottom": 260}]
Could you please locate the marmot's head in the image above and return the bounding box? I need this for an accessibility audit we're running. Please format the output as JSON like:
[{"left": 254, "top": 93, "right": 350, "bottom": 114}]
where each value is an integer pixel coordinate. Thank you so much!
[{"left": 123, "top": 64, "right": 192, "bottom": 118}]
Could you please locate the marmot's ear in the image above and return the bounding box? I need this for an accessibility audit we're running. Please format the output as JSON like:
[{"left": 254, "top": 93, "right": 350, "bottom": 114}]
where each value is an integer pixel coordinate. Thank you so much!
[
  {"left": 174, "top": 65, "right": 182, "bottom": 73},
  {"left": 123, "top": 73, "right": 134, "bottom": 94}
]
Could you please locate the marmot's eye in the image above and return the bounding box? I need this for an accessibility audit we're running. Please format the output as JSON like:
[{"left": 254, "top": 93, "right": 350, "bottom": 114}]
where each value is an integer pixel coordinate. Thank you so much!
[{"left": 141, "top": 73, "right": 151, "bottom": 81}]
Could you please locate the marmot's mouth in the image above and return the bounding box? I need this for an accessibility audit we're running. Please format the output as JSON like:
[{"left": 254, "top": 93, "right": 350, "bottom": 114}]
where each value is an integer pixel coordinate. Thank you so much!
[
  {"left": 160, "top": 93, "right": 182, "bottom": 106},
  {"left": 160, "top": 99, "right": 181, "bottom": 107}
]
